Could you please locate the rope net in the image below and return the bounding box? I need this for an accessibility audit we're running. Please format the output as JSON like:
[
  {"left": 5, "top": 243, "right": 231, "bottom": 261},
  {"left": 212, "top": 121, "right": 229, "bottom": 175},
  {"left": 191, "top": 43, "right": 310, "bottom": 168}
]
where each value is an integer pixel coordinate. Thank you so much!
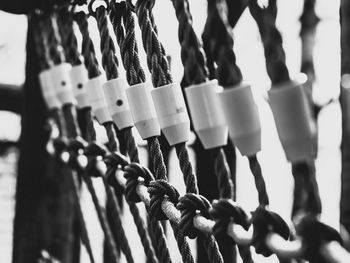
[{"left": 3, "top": 0, "right": 350, "bottom": 263}]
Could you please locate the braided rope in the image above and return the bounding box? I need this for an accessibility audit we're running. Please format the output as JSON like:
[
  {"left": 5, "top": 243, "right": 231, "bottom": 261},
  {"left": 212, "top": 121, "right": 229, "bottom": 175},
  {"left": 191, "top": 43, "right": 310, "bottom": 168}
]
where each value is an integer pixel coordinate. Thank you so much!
[
  {"left": 95, "top": 5, "right": 119, "bottom": 80},
  {"left": 74, "top": 11, "right": 101, "bottom": 79},
  {"left": 108, "top": 4, "right": 181, "bottom": 261},
  {"left": 109, "top": 1, "right": 146, "bottom": 85},
  {"left": 249, "top": 0, "right": 322, "bottom": 220},
  {"left": 171, "top": 0, "right": 208, "bottom": 86},
  {"left": 44, "top": 13, "right": 122, "bottom": 262},
  {"left": 133, "top": 1, "right": 223, "bottom": 262},
  {"left": 248, "top": 0, "right": 290, "bottom": 85},
  {"left": 56, "top": 7, "right": 82, "bottom": 66},
  {"left": 135, "top": 0, "right": 172, "bottom": 87},
  {"left": 202, "top": 0, "right": 242, "bottom": 87},
  {"left": 74, "top": 7, "right": 169, "bottom": 262}
]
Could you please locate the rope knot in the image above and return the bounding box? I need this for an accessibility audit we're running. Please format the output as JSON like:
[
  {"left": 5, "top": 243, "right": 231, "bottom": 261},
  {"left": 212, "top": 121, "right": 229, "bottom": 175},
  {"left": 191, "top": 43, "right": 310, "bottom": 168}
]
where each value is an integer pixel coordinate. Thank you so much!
[
  {"left": 209, "top": 199, "right": 250, "bottom": 238},
  {"left": 251, "top": 206, "right": 290, "bottom": 257},
  {"left": 296, "top": 215, "right": 342, "bottom": 262},
  {"left": 148, "top": 180, "right": 179, "bottom": 220},
  {"left": 177, "top": 193, "right": 211, "bottom": 239},
  {"left": 124, "top": 163, "right": 154, "bottom": 203}
]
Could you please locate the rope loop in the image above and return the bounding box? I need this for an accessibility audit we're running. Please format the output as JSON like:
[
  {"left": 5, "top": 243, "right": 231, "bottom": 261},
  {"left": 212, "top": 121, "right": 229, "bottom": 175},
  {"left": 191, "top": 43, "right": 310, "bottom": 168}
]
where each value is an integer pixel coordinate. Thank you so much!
[
  {"left": 148, "top": 180, "right": 180, "bottom": 220},
  {"left": 209, "top": 199, "right": 250, "bottom": 238},
  {"left": 177, "top": 193, "right": 211, "bottom": 239},
  {"left": 296, "top": 215, "right": 343, "bottom": 262},
  {"left": 251, "top": 206, "right": 290, "bottom": 257},
  {"left": 124, "top": 163, "right": 154, "bottom": 202}
]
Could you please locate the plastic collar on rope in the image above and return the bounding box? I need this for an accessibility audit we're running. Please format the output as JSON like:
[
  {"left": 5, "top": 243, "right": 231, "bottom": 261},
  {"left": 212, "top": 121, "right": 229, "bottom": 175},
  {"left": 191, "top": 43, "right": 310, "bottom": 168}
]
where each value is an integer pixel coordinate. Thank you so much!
[
  {"left": 151, "top": 82, "right": 190, "bottom": 145},
  {"left": 102, "top": 77, "right": 134, "bottom": 129},
  {"left": 69, "top": 64, "right": 90, "bottom": 109},
  {"left": 88, "top": 0, "right": 109, "bottom": 17},
  {"left": 126, "top": 82, "right": 160, "bottom": 139},
  {"left": 86, "top": 75, "right": 113, "bottom": 124},
  {"left": 268, "top": 74, "right": 317, "bottom": 162},
  {"left": 209, "top": 199, "right": 250, "bottom": 238},
  {"left": 48, "top": 63, "right": 77, "bottom": 105},
  {"left": 185, "top": 80, "right": 228, "bottom": 149},
  {"left": 296, "top": 215, "right": 343, "bottom": 262},
  {"left": 218, "top": 82, "right": 261, "bottom": 156},
  {"left": 177, "top": 193, "right": 212, "bottom": 239},
  {"left": 39, "top": 69, "right": 62, "bottom": 109},
  {"left": 251, "top": 206, "right": 290, "bottom": 257}
]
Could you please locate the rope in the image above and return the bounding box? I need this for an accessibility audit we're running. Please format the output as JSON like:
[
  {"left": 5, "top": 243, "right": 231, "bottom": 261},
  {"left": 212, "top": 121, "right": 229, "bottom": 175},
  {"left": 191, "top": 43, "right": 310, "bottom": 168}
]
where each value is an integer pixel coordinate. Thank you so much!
[
  {"left": 56, "top": 6, "right": 82, "bottom": 66},
  {"left": 170, "top": 0, "right": 208, "bottom": 86},
  {"left": 74, "top": 11, "right": 101, "bottom": 79},
  {"left": 133, "top": 1, "right": 223, "bottom": 262},
  {"left": 44, "top": 13, "right": 122, "bottom": 262},
  {"left": 109, "top": 1, "right": 146, "bottom": 86},
  {"left": 95, "top": 5, "right": 119, "bottom": 80},
  {"left": 82, "top": 5, "right": 169, "bottom": 262},
  {"left": 202, "top": 0, "right": 242, "bottom": 87},
  {"left": 209, "top": 148, "right": 234, "bottom": 200},
  {"left": 248, "top": 0, "right": 290, "bottom": 84},
  {"left": 108, "top": 4, "right": 179, "bottom": 261},
  {"left": 248, "top": 0, "right": 322, "bottom": 219},
  {"left": 135, "top": 0, "right": 172, "bottom": 87},
  {"left": 248, "top": 156, "right": 270, "bottom": 207}
]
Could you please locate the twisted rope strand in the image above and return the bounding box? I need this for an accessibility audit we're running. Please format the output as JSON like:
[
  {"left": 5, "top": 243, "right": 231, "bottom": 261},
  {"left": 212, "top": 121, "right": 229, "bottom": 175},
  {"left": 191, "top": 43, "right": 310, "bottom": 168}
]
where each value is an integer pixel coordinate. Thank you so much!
[
  {"left": 76, "top": 9, "right": 167, "bottom": 262},
  {"left": 134, "top": 1, "right": 223, "bottom": 262},
  {"left": 202, "top": 0, "right": 242, "bottom": 87},
  {"left": 74, "top": 11, "right": 101, "bottom": 79},
  {"left": 248, "top": 0, "right": 290, "bottom": 84},
  {"left": 46, "top": 13, "right": 121, "bottom": 262},
  {"left": 171, "top": 0, "right": 208, "bottom": 86},
  {"left": 95, "top": 5, "right": 119, "bottom": 80},
  {"left": 249, "top": 0, "right": 322, "bottom": 219},
  {"left": 57, "top": 7, "right": 82, "bottom": 66}
]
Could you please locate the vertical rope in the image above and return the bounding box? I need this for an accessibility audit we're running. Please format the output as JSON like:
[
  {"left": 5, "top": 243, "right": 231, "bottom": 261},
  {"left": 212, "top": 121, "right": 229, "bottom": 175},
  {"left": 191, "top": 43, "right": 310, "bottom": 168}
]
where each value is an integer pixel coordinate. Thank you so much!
[
  {"left": 248, "top": 0, "right": 322, "bottom": 220},
  {"left": 111, "top": 2, "right": 197, "bottom": 262},
  {"left": 95, "top": 5, "right": 119, "bottom": 80},
  {"left": 134, "top": 1, "right": 223, "bottom": 262},
  {"left": 84, "top": 5, "right": 167, "bottom": 262},
  {"left": 45, "top": 11, "right": 121, "bottom": 262}
]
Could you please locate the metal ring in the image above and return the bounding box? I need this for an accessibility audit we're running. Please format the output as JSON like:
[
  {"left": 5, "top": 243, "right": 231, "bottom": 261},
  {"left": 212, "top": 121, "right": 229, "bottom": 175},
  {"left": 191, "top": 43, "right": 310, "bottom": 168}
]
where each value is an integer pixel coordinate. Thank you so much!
[{"left": 88, "top": 0, "right": 109, "bottom": 17}]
